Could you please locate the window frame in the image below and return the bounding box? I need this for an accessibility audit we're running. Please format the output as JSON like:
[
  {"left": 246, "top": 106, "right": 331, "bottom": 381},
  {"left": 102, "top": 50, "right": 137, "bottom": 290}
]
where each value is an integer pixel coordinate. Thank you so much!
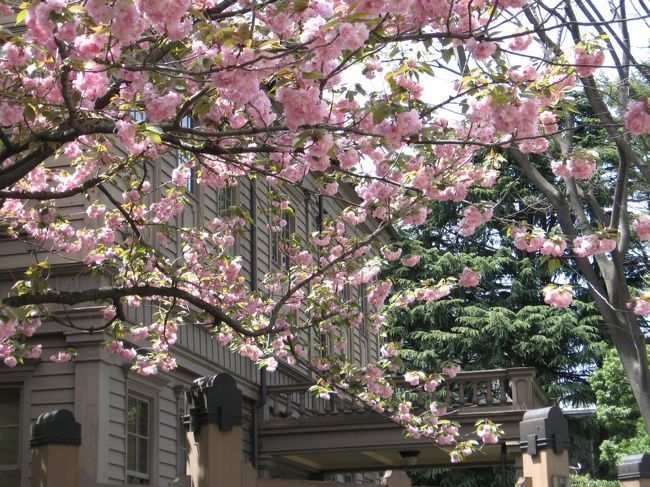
[
  {"left": 125, "top": 374, "right": 164, "bottom": 486},
  {"left": 357, "top": 285, "right": 369, "bottom": 336},
  {"left": 0, "top": 385, "right": 22, "bottom": 487},
  {"left": 0, "top": 368, "right": 32, "bottom": 487},
  {"left": 126, "top": 394, "right": 151, "bottom": 484},
  {"left": 271, "top": 209, "right": 296, "bottom": 271},
  {"left": 177, "top": 115, "right": 196, "bottom": 194}
]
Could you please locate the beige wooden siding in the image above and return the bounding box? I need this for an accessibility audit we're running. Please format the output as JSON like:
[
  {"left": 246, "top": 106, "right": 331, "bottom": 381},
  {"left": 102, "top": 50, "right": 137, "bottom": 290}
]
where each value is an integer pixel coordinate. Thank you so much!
[
  {"left": 176, "top": 323, "right": 259, "bottom": 385},
  {"left": 158, "top": 386, "right": 181, "bottom": 483},
  {"left": 108, "top": 366, "right": 126, "bottom": 483}
]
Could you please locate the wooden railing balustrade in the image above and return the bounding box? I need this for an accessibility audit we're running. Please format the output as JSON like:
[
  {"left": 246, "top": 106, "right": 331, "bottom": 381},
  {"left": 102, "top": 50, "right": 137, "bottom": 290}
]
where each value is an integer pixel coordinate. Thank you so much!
[{"left": 263, "top": 367, "right": 548, "bottom": 421}]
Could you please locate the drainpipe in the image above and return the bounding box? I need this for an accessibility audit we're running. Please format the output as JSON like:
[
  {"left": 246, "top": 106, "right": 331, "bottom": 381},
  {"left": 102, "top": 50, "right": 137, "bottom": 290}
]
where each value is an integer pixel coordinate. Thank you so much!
[
  {"left": 250, "top": 178, "right": 258, "bottom": 291},
  {"left": 318, "top": 194, "right": 324, "bottom": 234},
  {"left": 500, "top": 442, "right": 508, "bottom": 487},
  {"left": 250, "top": 177, "right": 264, "bottom": 470}
]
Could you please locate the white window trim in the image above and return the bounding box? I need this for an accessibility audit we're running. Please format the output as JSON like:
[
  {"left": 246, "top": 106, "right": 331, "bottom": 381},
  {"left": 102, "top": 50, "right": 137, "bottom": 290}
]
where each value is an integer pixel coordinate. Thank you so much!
[
  {"left": 216, "top": 184, "right": 240, "bottom": 257},
  {"left": 0, "top": 368, "right": 33, "bottom": 487},
  {"left": 126, "top": 394, "right": 151, "bottom": 483},
  {"left": 124, "top": 373, "right": 166, "bottom": 485}
]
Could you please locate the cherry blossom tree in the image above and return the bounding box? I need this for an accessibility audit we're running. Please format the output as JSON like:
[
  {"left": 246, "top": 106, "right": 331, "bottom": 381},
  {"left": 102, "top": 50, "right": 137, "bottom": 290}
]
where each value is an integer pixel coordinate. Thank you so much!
[{"left": 0, "top": 0, "right": 649, "bottom": 454}]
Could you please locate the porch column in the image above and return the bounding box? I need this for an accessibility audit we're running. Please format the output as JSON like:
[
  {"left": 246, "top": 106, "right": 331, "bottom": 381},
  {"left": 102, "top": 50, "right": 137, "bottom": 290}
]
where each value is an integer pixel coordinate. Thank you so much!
[
  {"left": 516, "top": 406, "right": 569, "bottom": 487},
  {"left": 184, "top": 373, "right": 244, "bottom": 487},
  {"left": 619, "top": 454, "right": 650, "bottom": 487},
  {"left": 30, "top": 409, "right": 81, "bottom": 487},
  {"left": 382, "top": 470, "right": 412, "bottom": 487}
]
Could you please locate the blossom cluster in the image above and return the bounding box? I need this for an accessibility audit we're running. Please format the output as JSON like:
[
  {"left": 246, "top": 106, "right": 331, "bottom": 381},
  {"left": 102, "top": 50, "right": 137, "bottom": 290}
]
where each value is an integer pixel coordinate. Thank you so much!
[{"left": 0, "top": 0, "right": 643, "bottom": 458}]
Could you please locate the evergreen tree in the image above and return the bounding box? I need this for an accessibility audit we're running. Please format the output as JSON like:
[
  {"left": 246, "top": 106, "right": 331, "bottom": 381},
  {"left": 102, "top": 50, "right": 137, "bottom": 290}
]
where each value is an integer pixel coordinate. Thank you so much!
[
  {"left": 589, "top": 348, "right": 650, "bottom": 478},
  {"left": 387, "top": 164, "right": 610, "bottom": 405},
  {"left": 383, "top": 94, "right": 636, "bottom": 483}
]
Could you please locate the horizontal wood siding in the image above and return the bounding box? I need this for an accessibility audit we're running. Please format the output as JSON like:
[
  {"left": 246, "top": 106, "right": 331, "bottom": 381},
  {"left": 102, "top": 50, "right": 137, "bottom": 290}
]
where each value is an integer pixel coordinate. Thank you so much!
[
  {"left": 176, "top": 322, "right": 259, "bottom": 385},
  {"left": 158, "top": 386, "right": 180, "bottom": 483},
  {"left": 108, "top": 366, "right": 126, "bottom": 483},
  {"left": 241, "top": 398, "right": 255, "bottom": 462}
]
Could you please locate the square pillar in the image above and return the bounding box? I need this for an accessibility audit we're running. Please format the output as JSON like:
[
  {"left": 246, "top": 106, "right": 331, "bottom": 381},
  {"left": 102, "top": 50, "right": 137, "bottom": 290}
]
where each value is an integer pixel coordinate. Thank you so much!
[
  {"left": 30, "top": 409, "right": 81, "bottom": 487},
  {"left": 517, "top": 406, "right": 570, "bottom": 487},
  {"left": 184, "top": 374, "right": 244, "bottom": 487},
  {"left": 619, "top": 454, "right": 650, "bottom": 487}
]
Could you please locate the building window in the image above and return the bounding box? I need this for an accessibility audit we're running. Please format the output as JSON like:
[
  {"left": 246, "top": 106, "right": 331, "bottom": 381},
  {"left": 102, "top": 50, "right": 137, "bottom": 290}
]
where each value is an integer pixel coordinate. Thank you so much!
[
  {"left": 216, "top": 186, "right": 234, "bottom": 216},
  {"left": 127, "top": 396, "right": 150, "bottom": 485},
  {"left": 177, "top": 413, "right": 187, "bottom": 477},
  {"left": 271, "top": 211, "right": 295, "bottom": 270},
  {"left": 357, "top": 285, "right": 368, "bottom": 334},
  {"left": 0, "top": 386, "right": 20, "bottom": 487},
  {"left": 178, "top": 115, "right": 195, "bottom": 193}
]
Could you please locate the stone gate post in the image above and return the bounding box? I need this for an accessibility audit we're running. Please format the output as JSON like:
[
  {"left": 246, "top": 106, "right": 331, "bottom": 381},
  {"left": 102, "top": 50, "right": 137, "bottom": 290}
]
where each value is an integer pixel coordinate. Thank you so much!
[
  {"left": 184, "top": 373, "right": 244, "bottom": 487},
  {"left": 619, "top": 454, "right": 650, "bottom": 487},
  {"left": 30, "top": 409, "right": 81, "bottom": 487},
  {"left": 516, "top": 406, "right": 570, "bottom": 487}
]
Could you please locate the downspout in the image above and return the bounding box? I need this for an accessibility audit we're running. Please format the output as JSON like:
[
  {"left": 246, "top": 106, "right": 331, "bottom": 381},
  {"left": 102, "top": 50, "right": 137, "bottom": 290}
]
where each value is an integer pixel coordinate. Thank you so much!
[
  {"left": 121, "top": 364, "right": 130, "bottom": 484},
  {"left": 500, "top": 442, "right": 507, "bottom": 487},
  {"left": 250, "top": 178, "right": 258, "bottom": 292},
  {"left": 318, "top": 194, "right": 324, "bottom": 234},
  {"left": 250, "top": 177, "right": 264, "bottom": 471}
]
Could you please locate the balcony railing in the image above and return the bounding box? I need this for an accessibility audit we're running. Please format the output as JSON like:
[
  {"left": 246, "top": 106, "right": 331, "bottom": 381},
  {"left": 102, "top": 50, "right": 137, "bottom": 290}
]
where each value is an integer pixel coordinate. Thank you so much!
[{"left": 263, "top": 367, "right": 548, "bottom": 421}]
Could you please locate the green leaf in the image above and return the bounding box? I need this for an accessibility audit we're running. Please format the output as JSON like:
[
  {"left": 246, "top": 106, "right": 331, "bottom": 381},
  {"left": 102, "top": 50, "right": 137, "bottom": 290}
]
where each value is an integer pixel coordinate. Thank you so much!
[
  {"left": 302, "top": 70, "right": 325, "bottom": 80},
  {"left": 15, "top": 9, "right": 27, "bottom": 24},
  {"left": 372, "top": 102, "right": 391, "bottom": 125}
]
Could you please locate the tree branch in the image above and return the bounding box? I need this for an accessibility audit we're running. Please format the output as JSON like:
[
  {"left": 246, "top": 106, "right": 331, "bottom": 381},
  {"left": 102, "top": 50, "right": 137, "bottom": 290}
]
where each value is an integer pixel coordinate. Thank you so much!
[{"left": 2, "top": 284, "right": 272, "bottom": 338}]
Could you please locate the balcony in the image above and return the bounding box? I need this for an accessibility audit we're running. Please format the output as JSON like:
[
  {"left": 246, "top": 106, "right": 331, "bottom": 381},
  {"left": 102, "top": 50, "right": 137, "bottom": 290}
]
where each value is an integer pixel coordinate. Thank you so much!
[{"left": 258, "top": 367, "right": 549, "bottom": 478}]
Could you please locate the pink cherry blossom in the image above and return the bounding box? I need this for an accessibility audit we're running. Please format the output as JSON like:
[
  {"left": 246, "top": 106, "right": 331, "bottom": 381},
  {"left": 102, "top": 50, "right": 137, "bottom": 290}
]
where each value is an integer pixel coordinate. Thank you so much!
[
  {"left": 542, "top": 286, "right": 573, "bottom": 308},
  {"left": 477, "top": 424, "right": 500, "bottom": 444},
  {"left": 628, "top": 297, "right": 650, "bottom": 315},
  {"left": 424, "top": 380, "right": 439, "bottom": 392},
  {"left": 103, "top": 306, "right": 117, "bottom": 320},
  {"left": 634, "top": 215, "right": 650, "bottom": 240},
  {"left": 442, "top": 365, "right": 461, "bottom": 378},
  {"left": 3, "top": 356, "right": 17, "bottom": 368},
  {"left": 458, "top": 267, "right": 480, "bottom": 287},
  {"left": 87, "top": 204, "right": 106, "bottom": 219},
  {"left": 276, "top": 84, "right": 328, "bottom": 130},
  {"left": 553, "top": 155, "right": 597, "bottom": 179},
  {"left": 467, "top": 39, "right": 497, "bottom": 60},
  {"left": 541, "top": 238, "right": 567, "bottom": 257},
  {"left": 404, "top": 372, "right": 420, "bottom": 386},
  {"left": 382, "top": 248, "right": 403, "bottom": 261},
  {"left": 0, "top": 319, "right": 17, "bottom": 340},
  {"left": 624, "top": 99, "right": 650, "bottom": 135},
  {"left": 73, "top": 63, "right": 109, "bottom": 101},
  {"left": 401, "top": 254, "right": 421, "bottom": 267},
  {"left": 50, "top": 351, "right": 73, "bottom": 363},
  {"left": 573, "top": 46, "right": 605, "bottom": 77},
  {"left": 508, "top": 34, "right": 533, "bottom": 51},
  {"left": 573, "top": 235, "right": 617, "bottom": 257},
  {"left": 0, "top": 103, "right": 23, "bottom": 126}
]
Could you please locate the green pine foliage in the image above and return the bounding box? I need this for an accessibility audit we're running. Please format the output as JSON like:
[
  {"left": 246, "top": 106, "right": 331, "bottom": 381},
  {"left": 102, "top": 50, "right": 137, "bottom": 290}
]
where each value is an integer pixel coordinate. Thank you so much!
[
  {"left": 387, "top": 228, "right": 609, "bottom": 405},
  {"left": 589, "top": 348, "right": 650, "bottom": 477},
  {"left": 569, "top": 475, "right": 619, "bottom": 487},
  {"left": 383, "top": 92, "right": 647, "bottom": 484}
]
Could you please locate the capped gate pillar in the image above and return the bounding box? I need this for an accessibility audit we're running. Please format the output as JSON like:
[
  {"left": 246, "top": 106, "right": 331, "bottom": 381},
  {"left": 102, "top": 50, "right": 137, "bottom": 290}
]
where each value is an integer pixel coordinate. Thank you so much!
[
  {"left": 30, "top": 409, "right": 81, "bottom": 487},
  {"left": 517, "top": 406, "right": 570, "bottom": 487},
  {"left": 619, "top": 454, "right": 650, "bottom": 487},
  {"left": 184, "top": 373, "right": 244, "bottom": 487}
]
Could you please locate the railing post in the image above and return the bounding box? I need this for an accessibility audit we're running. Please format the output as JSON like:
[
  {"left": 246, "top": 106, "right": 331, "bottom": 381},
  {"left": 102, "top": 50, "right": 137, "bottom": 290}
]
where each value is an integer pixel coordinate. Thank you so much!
[
  {"left": 517, "top": 406, "right": 570, "bottom": 487},
  {"left": 619, "top": 454, "right": 650, "bottom": 487},
  {"left": 30, "top": 409, "right": 81, "bottom": 487},
  {"left": 382, "top": 470, "right": 412, "bottom": 487},
  {"left": 509, "top": 368, "right": 536, "bottom": 409},
  {"left": 184, "top": 373, "right": 244, "bottom": 487}
]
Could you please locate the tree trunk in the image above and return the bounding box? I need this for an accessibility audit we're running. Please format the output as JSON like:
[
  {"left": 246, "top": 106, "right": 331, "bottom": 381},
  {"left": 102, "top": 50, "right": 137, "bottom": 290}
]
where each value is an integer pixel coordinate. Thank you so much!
[{"left": 596, "top": 302, "right": 650, "bottom": 435}]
